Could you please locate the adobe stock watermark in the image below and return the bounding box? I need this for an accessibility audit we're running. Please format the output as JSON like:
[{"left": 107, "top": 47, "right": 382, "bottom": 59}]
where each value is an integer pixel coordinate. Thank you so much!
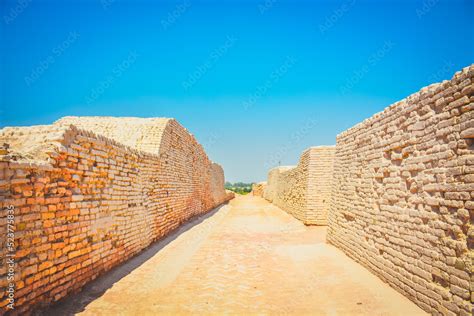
[
  {"left": 416, "top": 0, "right": 440, "bottom": 18},
  {"left": 242, "top": 56, "right": 297, "bottom": 110},
  {"left": 101, "top": 0, "right": 117, "bottom": 10},
  {"left": 428, "top": 60, "right": 454, "bottom": 83},
  {"left": 202, "top": 132, "right": 220, "bottom": 150},
  {"left": 5, "top": 205, "right": 16, "bottom": 310},
  {"left": 182, "top": 35, "right": 237, "bottom": 91},
  {"left": 161, "top": 0, "right": 191, "bottom": 30},
  {"left": 258, "top": 0, "right": 277, "bottom": 14},
  {"left": 263, "top": 116, "right": 317, "bottom": 169},
  {"left": 318, "top": 0, "right": 356, "bottom": 35},
  {"left": 24, "top": 31, "right": 80, "bottom": 87},
  {"left": 3, "top": 0, "right": 32, "bottom": 25},
  {"left": 85, "top": 51, "right": 139, "bottom": 104},
  {"left": 339, "top": 40, "right": 395, "bottom": 95}
]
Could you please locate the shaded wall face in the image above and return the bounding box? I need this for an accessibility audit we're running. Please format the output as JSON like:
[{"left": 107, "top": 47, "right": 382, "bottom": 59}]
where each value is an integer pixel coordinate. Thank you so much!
[
  {"left": 210, "top": 163, "right": 228, "bottom": 206},
  {"left": 0, "top": 119, "right": 231, "bottom": 313},
  {"left": 328, "top": 66, "right": 473, "bottom": 315},
  {"left": 157, "top": 119, "right": 213, "bottom": 224},
  {"left": 267, "top": 162, "right": 310, "bottom": 223},
  {"left": 305, "top": 148, "right": 335, "bottom": 225},
  {"left": 252, "top": 183, "right": 266, "bottom": 197},
  {"left": 262, "top": 147, "right": 335, "bottom": 225},
  {"left": 263, "top": 166, "right": 294, "bottom": 203}
]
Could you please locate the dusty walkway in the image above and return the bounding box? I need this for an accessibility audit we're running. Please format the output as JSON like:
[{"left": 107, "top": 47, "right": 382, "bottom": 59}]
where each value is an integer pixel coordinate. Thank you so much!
[{"left": 49, "top": 195, "right": 426, "bottom": 315}]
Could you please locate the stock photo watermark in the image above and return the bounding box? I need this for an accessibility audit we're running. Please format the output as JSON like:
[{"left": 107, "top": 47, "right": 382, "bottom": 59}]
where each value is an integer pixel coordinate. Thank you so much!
[
  {"left": 161, "top": 0, "right": 191, "bottom": 30},
  {"left": 182, "top": 35, "right": 237, "bottom": 91},
  {"left": 318, "top": 0, "right": 356, "bottom": 35},
  {"left": 243, "top": 56, "right": 297, "bottom": 110},
  {"left": 263, "top": 116, "right": 317, "bottom": 169},
  {"left": 416, "top": 0, "right": 440, "bottom": 18},
  {"left": 101, "top": 0, "right": 117, "bottom": 10},
  {"left": 202, "top": 132, "right": 220, "bottom": 150},
  {"left": 339, "top": 40, "right": 395, "bottom": 95},
  {"left": 5, "top": 205, "right": 16, "bottom": 310},
  {"left": 258, "top": 0, "right": 277, "bottom": 14},
  {"left": 428, "top": 60, "right": 454, "bottom": 83},
  {"left": 85, "top": 51, "right": 139, "bottom": 104},
  {"left": 24, "top": 31, "right": 80, "bottom": 87},
  {"left": 3, "top": 0, "right": 32, "bottom": 25}
]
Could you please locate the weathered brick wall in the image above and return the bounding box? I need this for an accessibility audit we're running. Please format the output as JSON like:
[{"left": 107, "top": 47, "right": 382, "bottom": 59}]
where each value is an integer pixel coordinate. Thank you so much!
[
  {"left": 263, "top": 146, "right": 335, "bottom": 225},
  {"left": 0, "top": 117, "right": 231, "bottom": 313},
  {"left": 263, "top": 166, "right": 295, "bottom": 203},
  {"left": 306, "top": 147, "right": 336, "bottom": 224},
  {"left": 210, "top": 163, "right": 230, "bottom": 206},
  {"left": 56, "top": 116, "right": 170, "bottom": 153},
  {"left": 57, "top": 117, "right": 233, "bottom": 209},
  {"left": 252, "top": 182, "right": 266, "bottom": 197},
  {"left": 328, "top": 65, "right": 474, "bottom": 315}
]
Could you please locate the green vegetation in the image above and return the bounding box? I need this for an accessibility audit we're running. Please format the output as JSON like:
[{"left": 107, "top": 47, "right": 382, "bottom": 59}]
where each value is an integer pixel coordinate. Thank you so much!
[{"left": 225, "top": 182, "right": 254, "bottom": 195}]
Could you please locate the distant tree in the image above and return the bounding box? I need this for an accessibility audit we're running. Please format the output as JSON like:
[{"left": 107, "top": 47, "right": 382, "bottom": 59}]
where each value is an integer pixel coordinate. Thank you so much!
[{"left": 224, "top": 182, "right": 255, "bottom": 194}]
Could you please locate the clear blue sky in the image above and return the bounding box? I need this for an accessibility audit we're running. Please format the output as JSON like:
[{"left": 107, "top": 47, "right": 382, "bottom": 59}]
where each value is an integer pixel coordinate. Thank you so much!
[{"left": 1, "top": 0, "right": 473, "bottom": 182}]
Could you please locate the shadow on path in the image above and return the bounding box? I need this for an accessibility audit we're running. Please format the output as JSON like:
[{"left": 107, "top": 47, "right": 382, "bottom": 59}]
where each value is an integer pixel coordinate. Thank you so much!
[{"left": 35, "top": 204, "right": 228, "bottom": 316}]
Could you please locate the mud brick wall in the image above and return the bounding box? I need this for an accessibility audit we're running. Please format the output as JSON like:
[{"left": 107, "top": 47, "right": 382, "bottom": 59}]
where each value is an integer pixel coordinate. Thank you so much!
[
  {"left": 263, "top": 146, "right": 335, "bottom": 225},
  {"left": 252, "top": 182, "right": 266, "bottom": 197},
  {"left": 56, "top": 116, "right": 170, "bottom": 153},
  {"left": 327, "top": 65, "right": 474, "bottom": 315},
  {"left": 210, "top": 163, "right": 230, "bottom": 206},
  {"left": 263, "top": 166, "right": 295, "bottom": 203},
  {"left": 56, "top": 117, "right": 231, "bottom": 208},
  {"left": 0, "top": 117, "right": 231, "bottom": 313}
]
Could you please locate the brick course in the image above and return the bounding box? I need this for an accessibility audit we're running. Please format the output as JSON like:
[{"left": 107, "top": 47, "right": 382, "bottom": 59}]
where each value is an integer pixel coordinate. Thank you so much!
[
  {"left": 327, "top": 65, "right": 474, "bottom": 315},
  {"left": 0, "top": 117, "right": 232, "bottom": 313},
  {"left": 263, "top": 146, "right": 335, "bottom": 225}
]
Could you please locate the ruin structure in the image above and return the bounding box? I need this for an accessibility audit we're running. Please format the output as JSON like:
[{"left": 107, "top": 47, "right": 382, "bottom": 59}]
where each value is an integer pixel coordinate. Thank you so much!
[
  {"left": 251, "top": 182, "right": 266, "bottom": 197},
  {"left": 0, "top": 117, "right": 232, "bottom": 313},
  {"left": 328, "top": 66, "right": 473, "bottom": 315},
  {"left": 263, "top": 146, "right": 335, "bottom": 225}
]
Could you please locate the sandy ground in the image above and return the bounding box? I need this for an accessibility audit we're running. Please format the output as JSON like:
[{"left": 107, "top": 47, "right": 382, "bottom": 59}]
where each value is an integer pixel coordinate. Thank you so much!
[{"left": 45, "top": 195, "right": 427, "bottom": 315}]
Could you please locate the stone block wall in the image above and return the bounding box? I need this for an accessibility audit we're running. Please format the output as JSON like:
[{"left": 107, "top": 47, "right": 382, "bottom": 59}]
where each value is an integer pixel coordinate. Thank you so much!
[
  {"left": 0, "top": 117, "right": 231, "bottom": 313},
  {"left": 263, "top": 146, "right": 335, "bottom": 225},
  {"left": 327, "top": 65, "right": 474, "bottom": 315}
]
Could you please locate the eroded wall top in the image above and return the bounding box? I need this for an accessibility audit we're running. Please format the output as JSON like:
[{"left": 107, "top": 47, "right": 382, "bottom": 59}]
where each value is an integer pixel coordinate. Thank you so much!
[{"left": 55, "top": 116, "right": 171, "bottom": 155}]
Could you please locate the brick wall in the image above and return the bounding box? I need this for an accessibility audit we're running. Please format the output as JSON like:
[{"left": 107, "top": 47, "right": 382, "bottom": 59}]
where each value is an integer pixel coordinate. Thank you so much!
[
  {"left": 210, "top": 163, "right": 229, "bottom": 206},
  {"left": 56, "top": 116, "right": 170, "bottom": 153},
  {"left": 252, "top": 182, "right": 266, "bottom": 197},
  {"left": 0, "top": 117, "right": 232, "bottom": 313},
  {"left": 263, "top": 166, "right": 296, "bottom": 203},
  {"left": 263, "top": 146, "right": 335, "bottom": 225},
  {"left": 327, "top": 65, "right": 474, "bottom": 315}
]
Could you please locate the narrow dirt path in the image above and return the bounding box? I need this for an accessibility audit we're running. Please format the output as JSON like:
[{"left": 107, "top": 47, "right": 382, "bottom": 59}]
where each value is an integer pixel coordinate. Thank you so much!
[{"left": 55, "top": 195, "right": 426, "bottom": 315}]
